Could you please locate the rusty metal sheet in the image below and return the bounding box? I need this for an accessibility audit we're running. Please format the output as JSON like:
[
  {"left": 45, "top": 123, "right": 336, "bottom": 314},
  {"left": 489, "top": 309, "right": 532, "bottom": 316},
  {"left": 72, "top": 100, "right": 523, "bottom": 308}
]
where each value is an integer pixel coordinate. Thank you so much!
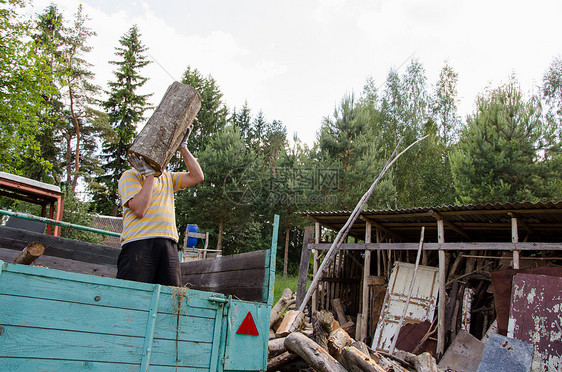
[
  {"left": 371, "top": 262, "right": 439, "bottom": 352},
  {"left": 438, "top": 329, "right": 484, "bottom": 372},
  {"left": 508, "top": 273, "right": 562, "bottom": 371},
  {"left": 490, "top": 266, "right": 562, "bottom": 336}
]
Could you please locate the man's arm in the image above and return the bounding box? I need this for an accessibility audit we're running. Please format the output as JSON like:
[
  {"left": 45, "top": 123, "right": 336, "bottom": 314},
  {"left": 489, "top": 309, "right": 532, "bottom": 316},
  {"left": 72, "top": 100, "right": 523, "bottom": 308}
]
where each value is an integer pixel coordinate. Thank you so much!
[
  {"left": 178, "top": 147, "right": 204, "bottom": 188},
  {"left": 126, "top": 175, "right": 155, "bottom": 218}
]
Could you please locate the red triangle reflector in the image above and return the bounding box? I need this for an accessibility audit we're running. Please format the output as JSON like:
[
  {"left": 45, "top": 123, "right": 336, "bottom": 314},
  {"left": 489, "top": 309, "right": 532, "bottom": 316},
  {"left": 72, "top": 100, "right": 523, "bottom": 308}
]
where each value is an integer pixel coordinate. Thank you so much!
[{"left": 236, "top": 311, "right": 259, "bottom": 336}]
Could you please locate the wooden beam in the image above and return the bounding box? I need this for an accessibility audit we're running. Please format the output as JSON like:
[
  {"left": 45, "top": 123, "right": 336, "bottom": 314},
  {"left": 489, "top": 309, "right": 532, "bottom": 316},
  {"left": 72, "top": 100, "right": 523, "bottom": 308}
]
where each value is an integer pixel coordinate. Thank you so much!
[
  {"left": 507, "top": 212, "right": 534, "bottom": 234},
  {"left": 360, "top": 215, "right": 402, "bottom": 241},
  {"left": 436, "top": 217, "right": 446, "bottom": 360},
  {"left": 307, "top": 242, "right": 562, "bottom": 251},
  {"left": 313, "top": 222, "right": 320, "bottom": 313},
  {"left": 429, "top": 210, "right": 470, "bottom": 240},
  {"left": 360, "top": 220, "right": 372, "bottom": 342},
  {"left": 511, "top": 217, "right": 520, "bottom": 269},
  {"left": 296, "top": 226, "right": 314, "bottom": 308}
]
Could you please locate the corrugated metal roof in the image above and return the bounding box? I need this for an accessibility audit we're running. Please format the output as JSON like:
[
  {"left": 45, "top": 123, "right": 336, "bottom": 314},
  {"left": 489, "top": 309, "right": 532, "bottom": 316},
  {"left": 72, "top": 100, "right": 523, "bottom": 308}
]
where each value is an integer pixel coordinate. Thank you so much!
[{"left": 296, "top": 201, "right": 562, "bottom": 243}]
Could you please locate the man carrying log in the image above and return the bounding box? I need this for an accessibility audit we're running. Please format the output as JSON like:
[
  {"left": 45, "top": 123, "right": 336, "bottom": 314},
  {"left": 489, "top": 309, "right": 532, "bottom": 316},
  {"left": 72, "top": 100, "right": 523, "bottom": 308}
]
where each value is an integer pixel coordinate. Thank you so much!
[{"left": 117, "top": 127, "right": 204, "bottom": 286}]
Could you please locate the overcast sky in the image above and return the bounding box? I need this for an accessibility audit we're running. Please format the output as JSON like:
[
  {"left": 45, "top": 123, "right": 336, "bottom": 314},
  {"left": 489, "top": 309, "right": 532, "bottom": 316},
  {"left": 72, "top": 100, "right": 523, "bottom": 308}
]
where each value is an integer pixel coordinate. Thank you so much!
[{"left": 27, "top": 0, "right": 562, "bottom": 145}]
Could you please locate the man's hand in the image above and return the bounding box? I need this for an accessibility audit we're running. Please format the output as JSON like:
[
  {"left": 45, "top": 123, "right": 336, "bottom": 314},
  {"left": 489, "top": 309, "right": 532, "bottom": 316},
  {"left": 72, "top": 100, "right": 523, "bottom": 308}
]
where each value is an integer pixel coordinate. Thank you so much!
[
  {"left": 128, "top": 153, "right": 156, "bottom": 176},
  {"left": 178, "top": 124, "right": 193, "bottom": 149}
]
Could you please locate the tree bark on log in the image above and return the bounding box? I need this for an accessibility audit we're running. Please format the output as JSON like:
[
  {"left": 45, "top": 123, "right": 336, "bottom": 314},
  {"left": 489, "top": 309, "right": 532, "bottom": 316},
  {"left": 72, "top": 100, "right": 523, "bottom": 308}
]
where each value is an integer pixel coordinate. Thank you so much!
[
  {"left": 313, "top": 309, "right": 337, "bottom": 350},
  {"left": 13, "top": 241, "right": 44, "bottom": 265},
  {"left": 128, "top": 82, "right": 201, "bottom": 176},
  {"left": 270, "top": 288, "right": 295, "bottom": 327},
  {"left": 284, "top": 332, "right": 348, "bottom": 372},
  {"left": 268, "top": 337, "right": 287, "bottom": 357},
  {"left": 341, "top": 347, "right": 387, "bottom": 372},
  {"left": 267, "top": 351, "right": 298, "bottom": 371}
]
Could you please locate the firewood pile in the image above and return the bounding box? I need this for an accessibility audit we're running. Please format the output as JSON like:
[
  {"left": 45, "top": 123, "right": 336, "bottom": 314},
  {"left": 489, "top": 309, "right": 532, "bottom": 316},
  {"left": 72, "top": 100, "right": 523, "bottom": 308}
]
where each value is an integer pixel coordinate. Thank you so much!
[{"left": 267, "top": 288, "right": 438, "bottom": 372}]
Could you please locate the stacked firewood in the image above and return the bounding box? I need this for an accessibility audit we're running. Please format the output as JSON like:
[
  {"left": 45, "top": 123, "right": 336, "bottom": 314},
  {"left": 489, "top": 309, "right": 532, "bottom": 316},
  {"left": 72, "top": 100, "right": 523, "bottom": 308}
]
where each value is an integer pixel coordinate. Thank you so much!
[{"left": 268, "top": 289, "right": 438, "bottom": 372}]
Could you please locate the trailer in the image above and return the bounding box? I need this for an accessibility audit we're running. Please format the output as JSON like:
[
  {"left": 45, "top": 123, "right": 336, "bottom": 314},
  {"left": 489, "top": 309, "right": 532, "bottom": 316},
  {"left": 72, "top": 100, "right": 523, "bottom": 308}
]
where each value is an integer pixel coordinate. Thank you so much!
[{"left": 0, "top": 214, "right": 279, "bottom": 371}]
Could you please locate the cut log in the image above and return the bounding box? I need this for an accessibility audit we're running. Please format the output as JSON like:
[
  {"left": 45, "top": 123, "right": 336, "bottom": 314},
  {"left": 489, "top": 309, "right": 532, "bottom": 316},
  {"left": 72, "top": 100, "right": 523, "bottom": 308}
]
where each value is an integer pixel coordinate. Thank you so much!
[
  {"left": 341, "top": 347, "right": 387, "bottom": 372},
  {"left": 270, "top": 288, "right": 296, "bottom": 327},
  {"left": 268, "top": 337, "right": 287, "bottom": 357},
  {"left": 13, "top": 241, "right": 44, "bottom": 265},
  {"left": 403, "top": 351, "right": 439, "bottom": 372},
  {"left": 267, "top": 351, "right": 298, "bottom": 372},
  {"left": 313, "top": 309, "right": 337, "bottom": 350},
  {"left": 327, "top": 327, "right": 354, "bottom": 359},
  {"left": 331, "top": 298, "right": 347, "bottom": 324},
  {"left": 276, "top": 310, "right": 304, "bottom": 337},
  {"left": 127, "top": 82, "right": 201, "bottom": 176},
  {"left": 284, "top": 332, "right": 348, "bottom": 372}
]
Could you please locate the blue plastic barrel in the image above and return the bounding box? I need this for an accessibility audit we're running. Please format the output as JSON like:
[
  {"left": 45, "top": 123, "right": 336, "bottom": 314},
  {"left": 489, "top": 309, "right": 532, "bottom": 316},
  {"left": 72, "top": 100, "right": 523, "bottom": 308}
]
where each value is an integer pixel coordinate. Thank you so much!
[{"left": 185, "top": 224, "right": 199, "bottom": 248}]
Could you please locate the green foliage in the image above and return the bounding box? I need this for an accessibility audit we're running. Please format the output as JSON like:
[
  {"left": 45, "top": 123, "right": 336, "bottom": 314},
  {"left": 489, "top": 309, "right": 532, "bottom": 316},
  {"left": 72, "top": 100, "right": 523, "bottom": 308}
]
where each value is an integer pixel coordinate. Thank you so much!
[
  {"left": 451, "top": 79, "right": 557, "bottom": 203},
  {"left": 175, "top": 66, "right": 228, "bottom": 155},
  {"left": 60, "top": 190, "right": 103, "bottom": 244},
  {"left": 0, "top": 0, "right": 53, "bottom": 176},
  {"left": 92, "top": 25, "right": 152, "bottom": 215}
]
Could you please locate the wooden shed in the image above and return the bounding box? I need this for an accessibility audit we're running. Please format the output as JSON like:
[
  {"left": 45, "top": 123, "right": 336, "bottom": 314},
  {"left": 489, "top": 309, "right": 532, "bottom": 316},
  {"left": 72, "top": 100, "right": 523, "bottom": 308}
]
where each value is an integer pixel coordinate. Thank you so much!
[{"left": 296, "top": 201, "right": 562, "bottom": 364}]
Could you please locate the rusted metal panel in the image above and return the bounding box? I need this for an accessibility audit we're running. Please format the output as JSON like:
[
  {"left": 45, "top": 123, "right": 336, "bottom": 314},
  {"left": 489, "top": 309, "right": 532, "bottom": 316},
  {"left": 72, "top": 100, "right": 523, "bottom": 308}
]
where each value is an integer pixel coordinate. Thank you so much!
[
  {"left": 371, "top": 262, "right": 439, "bottom": 352},
  {"left": 438, "top": 329, "right": 484, "bottom": 372},
  {"left": 490, "top": 266, "right": 562, "bottom": 336},
  {"left": 508, "top": 273, "right": 562, "bottom": 371}
]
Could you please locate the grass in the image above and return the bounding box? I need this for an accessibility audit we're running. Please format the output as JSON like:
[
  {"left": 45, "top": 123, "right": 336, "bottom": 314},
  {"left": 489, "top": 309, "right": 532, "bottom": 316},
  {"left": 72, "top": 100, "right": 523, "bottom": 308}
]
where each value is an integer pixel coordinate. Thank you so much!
[{"left": 272, "top": 274, "right": 299, "bottom": 304}]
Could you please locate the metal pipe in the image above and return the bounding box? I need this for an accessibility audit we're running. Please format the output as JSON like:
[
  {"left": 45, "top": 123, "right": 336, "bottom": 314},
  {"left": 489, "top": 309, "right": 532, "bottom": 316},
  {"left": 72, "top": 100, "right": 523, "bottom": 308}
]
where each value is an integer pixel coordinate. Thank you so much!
[{"left": 0, "top": 209, "right": 120, "bottom": 237}]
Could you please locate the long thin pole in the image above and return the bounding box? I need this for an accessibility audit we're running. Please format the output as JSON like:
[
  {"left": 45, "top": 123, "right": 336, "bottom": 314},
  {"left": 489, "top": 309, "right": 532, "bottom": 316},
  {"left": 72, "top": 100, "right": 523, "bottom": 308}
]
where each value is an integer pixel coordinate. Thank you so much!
[
  {"left": 0, "top": 209, "right": 120, "bottom": 237},
  {"left": 298, "top": 135, "right": 428, "bottom": 312}
]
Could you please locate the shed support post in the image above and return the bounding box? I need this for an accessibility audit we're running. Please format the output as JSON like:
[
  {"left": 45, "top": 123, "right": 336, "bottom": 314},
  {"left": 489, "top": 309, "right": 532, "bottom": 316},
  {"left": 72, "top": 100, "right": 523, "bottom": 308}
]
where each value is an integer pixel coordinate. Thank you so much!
[
  {"left": 437, "top": 217, "right": 446, "bottom": 360},
  {"left": 360, "top": 221, "right": 372, "bottom": 342},
  {"left": 312, "top": 222, "right": 320, "bottom": 313},
  {"left": 511, "top": 217, "right": 520, "bottom": 269}
]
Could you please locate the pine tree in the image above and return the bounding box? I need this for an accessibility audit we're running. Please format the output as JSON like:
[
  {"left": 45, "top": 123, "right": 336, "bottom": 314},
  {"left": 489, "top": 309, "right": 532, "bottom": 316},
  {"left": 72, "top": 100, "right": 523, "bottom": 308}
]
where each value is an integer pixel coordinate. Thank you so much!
[
  {"left": 91, "top": 25, "right": 152, "bottom": 215},
  {"left": 451, "top": 79, "right": 552, "bottom": 203}
]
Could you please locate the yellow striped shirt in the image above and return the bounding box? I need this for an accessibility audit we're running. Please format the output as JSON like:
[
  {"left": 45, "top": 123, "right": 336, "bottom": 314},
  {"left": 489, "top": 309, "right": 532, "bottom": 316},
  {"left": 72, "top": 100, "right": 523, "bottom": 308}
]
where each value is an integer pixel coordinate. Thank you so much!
[{"left": 119, "top": 169, "right": 185, "bottom": 245}]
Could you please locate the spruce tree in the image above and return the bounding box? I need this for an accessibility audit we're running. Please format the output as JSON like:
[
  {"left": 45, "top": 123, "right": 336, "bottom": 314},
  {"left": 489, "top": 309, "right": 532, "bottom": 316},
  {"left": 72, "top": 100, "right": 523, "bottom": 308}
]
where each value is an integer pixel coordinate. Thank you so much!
[{"left": 91, "top": 25, "right": 151, "bottom": 215}]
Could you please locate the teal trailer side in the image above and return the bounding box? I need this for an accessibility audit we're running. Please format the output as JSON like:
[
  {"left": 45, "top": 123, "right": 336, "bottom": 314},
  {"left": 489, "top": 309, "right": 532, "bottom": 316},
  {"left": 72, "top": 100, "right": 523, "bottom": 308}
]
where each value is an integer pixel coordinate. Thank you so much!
[{"left": 0, "top": 215, "right": 279, "bottom": 371}]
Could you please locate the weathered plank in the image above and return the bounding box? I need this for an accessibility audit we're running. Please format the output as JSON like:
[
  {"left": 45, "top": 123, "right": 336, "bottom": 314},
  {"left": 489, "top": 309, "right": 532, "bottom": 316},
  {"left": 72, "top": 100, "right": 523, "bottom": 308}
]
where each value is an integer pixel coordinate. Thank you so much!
[
  {"left": 0, "top": 225, "right": 120, "bottom": 265},
  {"left": 180, "top": 249, "right": 266, "bottom": 274},
  {"left": 181, "top": 250, "right": 268, "bottom": 302},
  {"left": 0, "top": 247, "right": 117, "bottom": 277}
]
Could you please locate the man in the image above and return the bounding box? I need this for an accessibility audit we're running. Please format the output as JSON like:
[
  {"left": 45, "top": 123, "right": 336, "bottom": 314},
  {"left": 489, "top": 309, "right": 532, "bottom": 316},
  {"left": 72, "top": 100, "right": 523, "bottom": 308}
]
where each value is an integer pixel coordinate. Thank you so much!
[{"left": 117, "top": 130, "right": 204, "bottom": 286}]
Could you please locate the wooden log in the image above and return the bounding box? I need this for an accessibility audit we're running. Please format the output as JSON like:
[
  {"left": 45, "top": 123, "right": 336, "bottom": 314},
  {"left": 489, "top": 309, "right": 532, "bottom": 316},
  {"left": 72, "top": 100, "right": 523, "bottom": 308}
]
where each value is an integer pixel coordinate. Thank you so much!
[
  {"left": 268, "top": 337, "right": 287, "bottom": 357},
  {"left": 267, "top": 351, "right": 298, "bottom": 372},
  {"left": 331, "top": 298, "right": 347, "bottom": 325},
  {"left": 284, "top": 332, "right": 348, "bottom": 372},
  {"left": 313, "top": 309, "right": 337, "bottom": 350},
  {"left": 270, "top": 288, "right": 296, "bottom": 327},
  {"left": 327, "top": 327, "right": 355, "bottom": 360},
  {"left": 341, "top": 347, "right": 386, "bottom": 372},
  {"left": 403, "top": 351, "right": 439, "bottom": 372},
  {"left": 127, "top": 82, "right": 201, "bottom": 176},
  {"left": 276, "top": 310, "right": 304, "bottom": 337},
  {"left": 13, "top": 241, "right": 44, "bottom": 265}
]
